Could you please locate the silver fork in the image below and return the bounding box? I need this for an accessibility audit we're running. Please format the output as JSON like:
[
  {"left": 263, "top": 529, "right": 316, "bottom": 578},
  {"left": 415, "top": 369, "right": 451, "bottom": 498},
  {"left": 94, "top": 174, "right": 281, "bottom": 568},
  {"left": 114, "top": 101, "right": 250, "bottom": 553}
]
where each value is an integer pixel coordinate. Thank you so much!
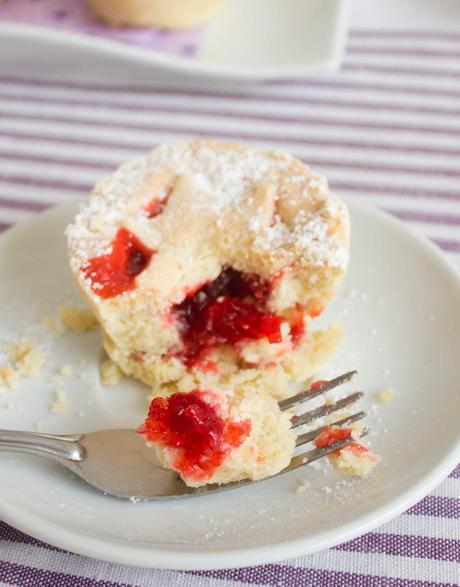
[{"left": 0, "top": 370, "right": 366, "bottom": 499}]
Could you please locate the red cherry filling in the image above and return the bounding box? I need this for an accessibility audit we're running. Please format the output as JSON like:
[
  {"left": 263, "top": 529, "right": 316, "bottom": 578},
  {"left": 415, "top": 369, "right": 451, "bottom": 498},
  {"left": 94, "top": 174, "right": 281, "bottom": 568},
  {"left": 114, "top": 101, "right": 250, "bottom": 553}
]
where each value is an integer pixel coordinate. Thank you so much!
[
  {"left": 82, "top": 228, "right": 154, "bottom": 299},
  {"left": 138, "top": 390, "right": 251, "bottom": 480},
  {"left": 310, "top": 379, "right": 328, "bottom": 391},
  {"left": 173, "top": 267, "right": 286, "bottom": 366},
  {"left": 145, "top": 197, "right": 167, "bottom": 219},
  {"left": 314, "top": 426, "right": 353, "bottom": 449},
  {"left": 314, "top": 426, "right": 369, "bottom": 458},
  {"left": 145, "top": 186, "right": 172, "bottom": 219},
  {"left": 341, "top": 442, "right": 369, "bottom": 456},
  {"left": 289, "top": 305, "right": 305, "bottom": 345}
]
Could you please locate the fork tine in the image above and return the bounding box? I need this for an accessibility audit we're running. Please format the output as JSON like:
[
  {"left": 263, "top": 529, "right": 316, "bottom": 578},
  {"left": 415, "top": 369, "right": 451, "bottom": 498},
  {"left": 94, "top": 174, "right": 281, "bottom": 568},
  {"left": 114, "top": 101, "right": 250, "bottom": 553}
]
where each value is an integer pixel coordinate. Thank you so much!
[
  {"left": 285, "top": 428, "right": 369, "bottom": 473},
  {"left": 295, "top": 411, "right": 367, "bottom": 447},
  {"left": 278, "top": 370, "right": 357, "bottom": 412},
  {"left": 291, "top": 391, "right": 363, "bottom": 429}
]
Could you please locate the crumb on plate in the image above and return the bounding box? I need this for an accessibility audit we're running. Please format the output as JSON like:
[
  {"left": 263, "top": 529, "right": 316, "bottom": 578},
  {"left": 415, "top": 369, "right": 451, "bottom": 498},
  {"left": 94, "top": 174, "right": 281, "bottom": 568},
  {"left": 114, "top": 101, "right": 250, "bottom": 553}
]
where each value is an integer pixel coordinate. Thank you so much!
[
  {"left": 59, "top": 365, "right": 72, "bottom": 377},
  {"left": 0, "top": 365, "right": 17, "bottom": 389},
  {"left": 59, "top": 306, "right": 98, "bottom": 333},
  {"left": 377, "top": 387, "right": 396, "bottom": 403},
  {"left": 314, "top": 425, "right": 380, "bottom": 479},
  {"left": 49, "top": 388, "right": 70, "bottom": 414},
  {"left": 328, "top": 443, "right": 380, "bottom": 478},
  {"left": 5, "top": 341, "right": 45, "bottom": 377},
  {"left": 295, "top": 479, "right": 311, "bottom": 494}
]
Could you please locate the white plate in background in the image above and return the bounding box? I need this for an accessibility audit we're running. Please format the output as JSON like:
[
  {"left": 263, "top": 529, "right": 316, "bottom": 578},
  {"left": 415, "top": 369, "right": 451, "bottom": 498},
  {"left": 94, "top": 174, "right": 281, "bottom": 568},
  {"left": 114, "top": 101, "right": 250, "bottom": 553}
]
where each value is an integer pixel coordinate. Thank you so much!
[
  {"left": 0, "top": 199, "right": 458, "bottom": 569},
  {"left": 0, "top": 0, "right": 350, "bottom": 83}
]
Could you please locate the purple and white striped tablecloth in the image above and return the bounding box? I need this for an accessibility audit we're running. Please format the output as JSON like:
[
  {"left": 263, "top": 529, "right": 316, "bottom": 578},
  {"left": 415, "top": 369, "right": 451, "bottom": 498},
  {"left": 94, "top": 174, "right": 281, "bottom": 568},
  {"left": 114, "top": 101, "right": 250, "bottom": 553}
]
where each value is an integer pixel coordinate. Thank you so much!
[{"left": 0, "top": 27, "right": 459, "bottom": 587}]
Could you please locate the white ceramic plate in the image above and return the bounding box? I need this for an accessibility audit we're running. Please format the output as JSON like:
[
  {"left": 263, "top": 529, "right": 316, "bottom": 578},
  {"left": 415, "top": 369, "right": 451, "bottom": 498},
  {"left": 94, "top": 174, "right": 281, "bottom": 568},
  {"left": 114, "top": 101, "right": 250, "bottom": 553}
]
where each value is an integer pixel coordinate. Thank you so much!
[
  {"left": 0, "top": 199, "right": 459, "bottom": 570},
  {"left": 0, "top": 0, "right": 350, "bottom": 83}
]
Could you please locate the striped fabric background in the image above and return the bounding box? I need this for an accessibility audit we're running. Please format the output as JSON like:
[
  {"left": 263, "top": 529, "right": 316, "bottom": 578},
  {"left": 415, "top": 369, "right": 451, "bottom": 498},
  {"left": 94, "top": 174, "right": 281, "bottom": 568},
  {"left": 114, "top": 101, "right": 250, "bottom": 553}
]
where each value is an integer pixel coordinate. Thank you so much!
[{"left": 0, "top": 28, "right": 459, "bottom": 587}]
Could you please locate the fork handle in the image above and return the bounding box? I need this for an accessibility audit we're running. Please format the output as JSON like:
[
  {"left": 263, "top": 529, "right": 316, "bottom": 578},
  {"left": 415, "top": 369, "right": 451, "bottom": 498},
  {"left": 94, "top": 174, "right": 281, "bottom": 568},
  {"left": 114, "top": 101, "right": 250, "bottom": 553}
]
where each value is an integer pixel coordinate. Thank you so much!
[{"left": 0, "top": 429, "right": 85, "bottom": 462}]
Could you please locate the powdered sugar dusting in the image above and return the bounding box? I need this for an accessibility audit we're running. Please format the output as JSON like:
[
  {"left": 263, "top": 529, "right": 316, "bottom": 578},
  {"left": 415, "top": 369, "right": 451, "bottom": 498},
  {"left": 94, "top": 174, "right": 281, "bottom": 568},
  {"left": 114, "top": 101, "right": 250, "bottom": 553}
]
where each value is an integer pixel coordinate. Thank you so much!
[
  {"left": 252, "top": 210, "right": 348, "bottom": 270},
  {"left": 67, "top": 141, "right": 349, "bottom": 287},
  {"left": 67, "top": 157, "right": 149, "bottom": 267},
  {"left": 149, "top": 142, "right": 272, "bottom": 210}
]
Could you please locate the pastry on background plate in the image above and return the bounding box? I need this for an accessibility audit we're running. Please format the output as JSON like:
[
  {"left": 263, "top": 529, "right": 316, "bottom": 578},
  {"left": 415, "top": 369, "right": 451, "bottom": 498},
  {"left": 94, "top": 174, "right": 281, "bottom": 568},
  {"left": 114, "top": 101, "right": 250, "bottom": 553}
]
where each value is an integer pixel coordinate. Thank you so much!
[{"left": 88, "top": 0, "right": 224, "bottom": 29}]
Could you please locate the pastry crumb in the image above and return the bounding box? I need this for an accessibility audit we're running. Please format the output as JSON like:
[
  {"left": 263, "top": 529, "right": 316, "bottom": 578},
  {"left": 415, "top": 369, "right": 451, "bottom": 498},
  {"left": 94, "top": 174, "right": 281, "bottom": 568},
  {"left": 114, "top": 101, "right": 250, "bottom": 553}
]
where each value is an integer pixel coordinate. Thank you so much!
[
  {"left": 5, "top": 341, "right": 28, "bottom": 362},
  {"left": 59, "top": 365, "right": 72, "bottom": 377},
  {"left": 100, "top": 359, "right": 123, "bottom": 386},
  {"left": 295, "top": 479, "right": 311, "bottom": 494},
  {"left": 328, "top": 444, "right": 380, "bottom": 478},
  {"left": 0, "top": 365, "right": 17, "bottom": 388},
  {"left": 59, "top": 306, "right": 98, "bottom": 333},
  {"left": 349, "top": 421, "right": 366, "bottom": 433},
  {"left": 376, "top": 388, "right": 396, "bottom": 403},
  {"left": 5, "top": 341, "right": 45, "bottom": 377},
  {"left": 17, "top": 347, "right": 45, "bottom": 377},
  {"left": 49, "top": 388, "right": 70, "bottom": 414}
]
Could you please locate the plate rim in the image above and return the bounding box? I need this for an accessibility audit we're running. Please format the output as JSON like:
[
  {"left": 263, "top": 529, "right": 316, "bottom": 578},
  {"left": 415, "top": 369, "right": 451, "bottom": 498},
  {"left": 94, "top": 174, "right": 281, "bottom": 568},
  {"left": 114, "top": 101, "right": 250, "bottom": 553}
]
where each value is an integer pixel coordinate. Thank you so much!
[
  {"left": 0, "top": 1, "right": 351, "bottom": 82},
  {"left": 0, "top": 199, "right": 459, "bottom": 570}
]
